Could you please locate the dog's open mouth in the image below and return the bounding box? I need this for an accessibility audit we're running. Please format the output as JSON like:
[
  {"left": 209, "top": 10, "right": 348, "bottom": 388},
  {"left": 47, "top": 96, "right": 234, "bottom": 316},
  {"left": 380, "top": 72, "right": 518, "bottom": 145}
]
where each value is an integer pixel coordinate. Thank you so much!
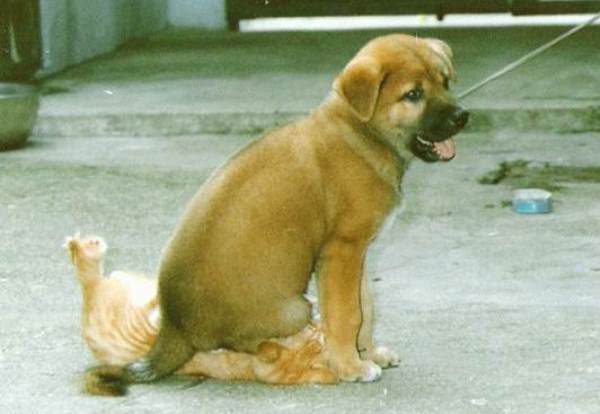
[
  {"left": 413, "top": 135, "right": 456, "bottom": 162},
  {"left": 416, "top": 135, "right": 456, "bottom": 161}
]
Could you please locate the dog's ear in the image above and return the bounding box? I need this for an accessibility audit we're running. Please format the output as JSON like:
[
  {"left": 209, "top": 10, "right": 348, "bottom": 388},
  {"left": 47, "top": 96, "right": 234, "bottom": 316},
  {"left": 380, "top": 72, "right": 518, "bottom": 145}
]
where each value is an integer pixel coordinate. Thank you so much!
[
  {"left": 424, "top": 38, "right": 456, "bottom": 81},
  {"left": 334, "top": 56, "right": 385, "bottom": 122}
]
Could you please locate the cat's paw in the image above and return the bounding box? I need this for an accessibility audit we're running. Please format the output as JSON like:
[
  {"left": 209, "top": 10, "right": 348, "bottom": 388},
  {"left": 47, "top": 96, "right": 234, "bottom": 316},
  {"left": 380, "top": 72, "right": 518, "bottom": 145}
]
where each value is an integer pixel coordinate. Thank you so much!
[
  {"left": 63, "top": 234, "right": 107, "bottom": 262},
  {"left": 80, "top": 237, "right": 107, "bottom": 260},
  {"left": 63, "top": 234, "right": 82, "bottom": 262}
]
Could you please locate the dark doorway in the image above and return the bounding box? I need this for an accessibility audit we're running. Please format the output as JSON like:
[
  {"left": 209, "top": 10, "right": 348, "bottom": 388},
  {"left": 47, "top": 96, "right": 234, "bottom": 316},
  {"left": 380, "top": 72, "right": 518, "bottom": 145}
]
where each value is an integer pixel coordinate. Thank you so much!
[{"left": 0, "top": 0, "right": 42, "bottom": 81}]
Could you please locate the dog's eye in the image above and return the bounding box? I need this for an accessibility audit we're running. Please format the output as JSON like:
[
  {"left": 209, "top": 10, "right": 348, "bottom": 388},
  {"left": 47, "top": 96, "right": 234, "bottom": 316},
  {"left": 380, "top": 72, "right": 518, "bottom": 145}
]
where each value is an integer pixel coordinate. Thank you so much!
[{"left": 402, "top": 88, "right": 423, "bottom": 103}]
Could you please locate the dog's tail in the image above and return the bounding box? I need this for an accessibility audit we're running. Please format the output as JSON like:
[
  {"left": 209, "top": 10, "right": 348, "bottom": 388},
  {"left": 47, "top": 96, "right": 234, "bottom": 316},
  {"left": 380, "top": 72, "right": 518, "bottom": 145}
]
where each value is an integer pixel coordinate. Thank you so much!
[{"left": 84, "top": 321, "right": 195, "bottom": 396}]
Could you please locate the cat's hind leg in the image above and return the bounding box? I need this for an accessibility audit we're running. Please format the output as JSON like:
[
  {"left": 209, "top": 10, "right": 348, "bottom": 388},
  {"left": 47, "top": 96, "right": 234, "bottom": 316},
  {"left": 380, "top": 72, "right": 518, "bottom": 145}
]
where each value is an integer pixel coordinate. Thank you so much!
[{"left": 64, "top": 234, "right": 108, "bottom": 286}]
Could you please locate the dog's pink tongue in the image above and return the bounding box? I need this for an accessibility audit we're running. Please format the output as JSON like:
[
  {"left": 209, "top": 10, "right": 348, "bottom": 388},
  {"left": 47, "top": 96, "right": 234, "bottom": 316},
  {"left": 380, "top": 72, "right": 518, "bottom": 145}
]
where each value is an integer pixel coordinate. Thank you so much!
[{"left": 434, "top": 138, "right": 456, "bottom": 161}]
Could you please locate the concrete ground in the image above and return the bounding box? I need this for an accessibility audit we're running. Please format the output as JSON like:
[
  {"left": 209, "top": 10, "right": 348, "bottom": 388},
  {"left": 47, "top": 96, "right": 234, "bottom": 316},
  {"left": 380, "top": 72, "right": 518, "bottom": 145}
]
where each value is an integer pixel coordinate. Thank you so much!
[
  {"left": 37, "top": 26, "right": 600, "bottom": 135},
  {"left": 1, "top": 26, "right": 600, "bottom": 413}
]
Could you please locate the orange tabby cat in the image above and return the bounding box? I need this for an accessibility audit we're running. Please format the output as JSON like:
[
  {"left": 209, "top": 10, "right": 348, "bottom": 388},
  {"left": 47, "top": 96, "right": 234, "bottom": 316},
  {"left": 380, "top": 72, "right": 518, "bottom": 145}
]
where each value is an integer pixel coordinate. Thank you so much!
[{"left": 65, "top": 234, "right": 337, "bottom": 388}]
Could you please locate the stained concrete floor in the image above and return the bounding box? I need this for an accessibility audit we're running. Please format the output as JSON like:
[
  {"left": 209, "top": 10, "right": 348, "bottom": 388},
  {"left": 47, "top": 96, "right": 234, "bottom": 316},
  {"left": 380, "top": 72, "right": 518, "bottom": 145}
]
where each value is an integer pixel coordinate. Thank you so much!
[
  {"left": 37, "top": 26, "right": 600, "bottom": 136},
  {"left": 1, "top": 26, "right": 600, "bottom": 413}
]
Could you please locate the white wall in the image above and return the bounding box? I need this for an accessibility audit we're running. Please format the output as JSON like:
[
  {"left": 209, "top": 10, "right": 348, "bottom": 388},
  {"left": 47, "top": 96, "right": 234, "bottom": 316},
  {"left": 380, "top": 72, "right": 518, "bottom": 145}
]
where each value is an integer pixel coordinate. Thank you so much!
[
  {"left": 168, "top": 0, "right": 226, "bottom": 29},
  {"left": 40, "top": 0, "right": 168, "bottom": 75}
]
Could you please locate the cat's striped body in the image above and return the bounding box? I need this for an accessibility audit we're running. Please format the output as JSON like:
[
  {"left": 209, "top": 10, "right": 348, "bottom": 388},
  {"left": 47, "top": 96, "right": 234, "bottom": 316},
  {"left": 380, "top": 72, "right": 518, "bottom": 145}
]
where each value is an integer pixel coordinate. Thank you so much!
[{"left": 65, "top": 234, "right": 337, "bottom": 389}]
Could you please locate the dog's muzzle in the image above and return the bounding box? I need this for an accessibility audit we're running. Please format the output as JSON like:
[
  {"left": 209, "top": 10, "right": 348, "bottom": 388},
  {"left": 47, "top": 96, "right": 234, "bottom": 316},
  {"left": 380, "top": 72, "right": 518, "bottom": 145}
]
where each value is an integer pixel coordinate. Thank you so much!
[{"left": 412, "top": 106, "right": 470, "bottom": 162}]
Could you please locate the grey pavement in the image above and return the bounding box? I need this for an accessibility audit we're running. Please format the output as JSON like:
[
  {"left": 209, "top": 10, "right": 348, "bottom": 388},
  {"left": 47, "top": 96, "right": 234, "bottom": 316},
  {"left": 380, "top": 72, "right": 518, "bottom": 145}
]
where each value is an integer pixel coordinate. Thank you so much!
[
  {"left": 1, "top": 26, "right": 600, "bottom": 413},
  {"left": 37, "top": 26, "right": 600, "bottom": 136}
]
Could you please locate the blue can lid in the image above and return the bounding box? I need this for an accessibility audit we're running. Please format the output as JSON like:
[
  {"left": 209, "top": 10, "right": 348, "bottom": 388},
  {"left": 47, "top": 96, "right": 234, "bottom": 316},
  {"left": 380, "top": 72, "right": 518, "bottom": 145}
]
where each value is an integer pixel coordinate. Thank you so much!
[{"left": 512, "top": 189, "right": 553, "bottom": 214}]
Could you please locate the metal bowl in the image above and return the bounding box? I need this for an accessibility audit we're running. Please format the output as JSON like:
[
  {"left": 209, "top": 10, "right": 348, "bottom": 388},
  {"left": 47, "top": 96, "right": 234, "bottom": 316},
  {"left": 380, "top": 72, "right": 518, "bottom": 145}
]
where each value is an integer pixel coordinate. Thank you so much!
[{"left": 0, "top": 83, "right": 39, "bottom": 151}]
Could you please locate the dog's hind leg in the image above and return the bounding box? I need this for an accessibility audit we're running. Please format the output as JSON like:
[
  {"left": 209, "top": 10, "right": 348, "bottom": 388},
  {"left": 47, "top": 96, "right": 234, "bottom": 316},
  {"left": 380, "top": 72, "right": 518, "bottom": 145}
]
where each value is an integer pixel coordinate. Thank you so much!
[{"left": 229, "top": 295, "right": 312, "bottom": 353}]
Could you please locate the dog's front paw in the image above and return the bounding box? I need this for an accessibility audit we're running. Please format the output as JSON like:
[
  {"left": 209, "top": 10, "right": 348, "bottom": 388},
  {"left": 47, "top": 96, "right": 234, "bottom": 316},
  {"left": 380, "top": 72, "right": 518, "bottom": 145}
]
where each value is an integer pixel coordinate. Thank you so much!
[
  {"left": 336, "top": 360, "right": 382, "bottom": 383},
  {"left": 362, "top": 346, "right": 400, "bottom": 368}
]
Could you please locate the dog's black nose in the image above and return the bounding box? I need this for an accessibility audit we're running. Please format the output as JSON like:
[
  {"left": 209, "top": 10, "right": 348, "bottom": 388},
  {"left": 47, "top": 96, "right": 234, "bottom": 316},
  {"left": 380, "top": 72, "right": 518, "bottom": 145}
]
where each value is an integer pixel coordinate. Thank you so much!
[{"left": 450, "top": 107, "right": 469, "bottom": 129}]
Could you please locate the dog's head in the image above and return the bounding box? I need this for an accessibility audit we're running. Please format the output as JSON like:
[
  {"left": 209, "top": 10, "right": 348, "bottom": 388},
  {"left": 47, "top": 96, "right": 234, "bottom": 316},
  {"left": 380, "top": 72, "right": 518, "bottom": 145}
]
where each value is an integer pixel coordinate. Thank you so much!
[{"left": 334, "top": 34, "right": 469, "bottom": 163}]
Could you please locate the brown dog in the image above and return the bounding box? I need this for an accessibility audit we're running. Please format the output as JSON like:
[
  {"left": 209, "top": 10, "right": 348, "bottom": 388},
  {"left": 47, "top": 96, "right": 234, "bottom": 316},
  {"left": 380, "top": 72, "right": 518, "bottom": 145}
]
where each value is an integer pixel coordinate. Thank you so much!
[{"left": 85, "top": 34, "right": 468, "bottom": 395}]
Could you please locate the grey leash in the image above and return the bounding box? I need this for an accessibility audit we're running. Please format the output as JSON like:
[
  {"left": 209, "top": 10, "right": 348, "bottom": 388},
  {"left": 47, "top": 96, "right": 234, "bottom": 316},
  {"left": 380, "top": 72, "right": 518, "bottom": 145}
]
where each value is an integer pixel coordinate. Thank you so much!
[{"left": 458, "top": 11, "right": 600, "bottom": 99}]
